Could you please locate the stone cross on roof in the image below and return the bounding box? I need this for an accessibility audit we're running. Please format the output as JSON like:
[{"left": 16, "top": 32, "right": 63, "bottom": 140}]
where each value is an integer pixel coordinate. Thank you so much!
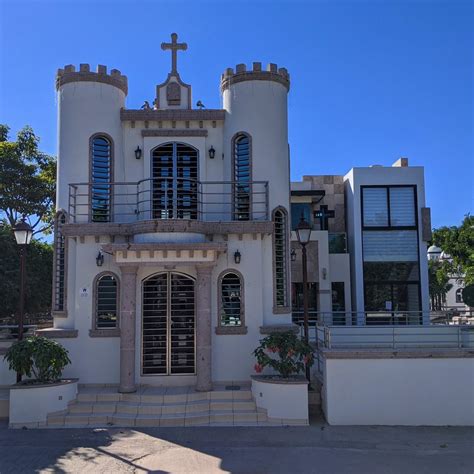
[
  {"left": 161, "top": 33, "right": 187, "bottom": 74},
  {"left": 314, "top": 205, "right": 335, "bottom": 231}
]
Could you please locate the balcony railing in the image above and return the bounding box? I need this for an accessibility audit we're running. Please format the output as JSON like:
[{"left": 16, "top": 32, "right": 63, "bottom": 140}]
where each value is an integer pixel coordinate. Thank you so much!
[{"left": 68, "top": 178, "right": 269, "bottom": 224}]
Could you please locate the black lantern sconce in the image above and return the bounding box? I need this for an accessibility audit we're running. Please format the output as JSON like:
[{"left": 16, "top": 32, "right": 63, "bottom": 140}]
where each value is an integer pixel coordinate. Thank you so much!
[
  {"left": 208, "top": 146, "right": 216, "bottom": 159},
  {"left": 96, "top": 250, "right": 104, "bottom": 267},
  {"left": 234, "top": 249, "right": 241, "bottom": 264},
  {"left": 291, "top": 248, "right": 297, "bottom": 262},
  {"left": 135, "top": 146, "right": 142, "bottom": 160}
]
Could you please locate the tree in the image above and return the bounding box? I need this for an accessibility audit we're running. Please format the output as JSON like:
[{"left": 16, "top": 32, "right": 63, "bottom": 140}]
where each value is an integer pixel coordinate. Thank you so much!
[
  {"left": 0, "top": 124, "right": 56, "bottom": 235},
  {"left": 428, "top": 259, "right": 452, "bottom": 311},
  {"left": 0, "top": 225, "right": 53, "bottom": 321},
  {"left": 433, "top": 215, "right": 474, "bottom": 286}
]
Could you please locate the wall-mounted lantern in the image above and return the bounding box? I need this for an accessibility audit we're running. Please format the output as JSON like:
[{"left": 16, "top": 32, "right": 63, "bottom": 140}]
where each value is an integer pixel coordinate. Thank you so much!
[
  {"left": 135, "top": 146, "right": 142, "bottom": 160},
  {"left": 96, "top": 250, "right": 104, "bottom": 267},
  {"left": 291, "top": 248, "right": 297, "bottom": 262},
  {"left": 234, "top": 249, "right": 241, "bottom": 264},
  {"left": 208, "top": 146, "right": 216, "bottom": 159}
]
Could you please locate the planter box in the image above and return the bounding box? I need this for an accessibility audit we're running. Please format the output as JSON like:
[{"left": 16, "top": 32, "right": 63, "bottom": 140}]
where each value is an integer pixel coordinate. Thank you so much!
[
  {"left": 251, "top": 375, "right": 309, "bottom": 425},
  {"left": 9, "top": 379, "right": 78, "bottom": 428}
]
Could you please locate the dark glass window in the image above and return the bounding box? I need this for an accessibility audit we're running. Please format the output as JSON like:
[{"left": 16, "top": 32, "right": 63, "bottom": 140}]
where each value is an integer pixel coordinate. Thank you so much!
[
  {"left": 362, "top": 186, "right": 416, "bottom": 228},
  {"left": 220, "top": 272, "right": 242, "bottom": 326},
  {"left": 291, "top": 203, "right": 312, "bottom": 230},
  {"left": 291, "top": 282, "right": 318, "bottom": 325},
  {"left": 96, "top": 275, "right": 118, "bottom": 329},
  {"left": 233, "top": 134, "right": 251, "bottom": 220},
  {"left": 91, "top": 136, "right": 112, "bottom": 222}
]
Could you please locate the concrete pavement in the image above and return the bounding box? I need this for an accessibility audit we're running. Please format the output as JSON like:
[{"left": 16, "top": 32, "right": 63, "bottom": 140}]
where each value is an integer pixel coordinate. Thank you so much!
[{"left": 0, "top": 417, "right": 472, "bottom": 473}]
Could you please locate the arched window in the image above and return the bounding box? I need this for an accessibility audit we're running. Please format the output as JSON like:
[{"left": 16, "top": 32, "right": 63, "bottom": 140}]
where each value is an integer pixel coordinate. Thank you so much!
[
  {"left": 273, "top": 207, "right": 289, "bottom": 309},
  {"left": 456, "top": 288, "right": 463, "bottom": 304},
  {"left": 232, "top": 133, "right": 251, "bottom": 221},
  {"left": 219, "top": 271, "right": 243, "bottom": 327},
  {"left": 53, "top": 210, "right": 67, "bottom": 313},
  {"left": 94, "top": 273, "right": 119, "bottom": 329},
  {"left": 151, "top": 142, "right": 198, "bottom": 219},
  {"left": 90, "top": 134, "right": 113, "bottom": 222}
]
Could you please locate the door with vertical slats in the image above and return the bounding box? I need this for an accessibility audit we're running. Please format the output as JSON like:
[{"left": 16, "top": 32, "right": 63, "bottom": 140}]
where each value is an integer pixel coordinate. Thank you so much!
[{"left": 142, "top": 272, "right": 195, "bottom": 375}]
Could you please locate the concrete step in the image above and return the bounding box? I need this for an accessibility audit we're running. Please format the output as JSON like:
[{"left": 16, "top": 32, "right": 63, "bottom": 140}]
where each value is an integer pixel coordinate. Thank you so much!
[{"left": 48, "top": 409, "right": 268, "bottom": 428}]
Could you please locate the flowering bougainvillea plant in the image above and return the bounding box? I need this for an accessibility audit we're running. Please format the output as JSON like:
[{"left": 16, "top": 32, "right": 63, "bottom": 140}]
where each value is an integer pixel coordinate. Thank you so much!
[{"left": 253, "top": 331, "right": 314, "bottom": 378}]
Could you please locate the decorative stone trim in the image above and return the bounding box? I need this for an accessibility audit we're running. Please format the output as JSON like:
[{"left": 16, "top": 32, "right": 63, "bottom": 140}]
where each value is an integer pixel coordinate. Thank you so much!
[
  {"left": 272, "top": 306, "right": 292, "bottom": 314},
  {"left": 221, "top": 63, "right": 290, "bottom": 93},
  {"left": 89, "top": 328, "right": 121, "bottom": 338},
  {"left": 56, "top": 64, "right": 128, "bottom": 95},
  {"left": 35, "top": 329, "right": 78, "bottom": 339},
  {"left": 259, "top": 324, "right": 299, "bottom": 335},
  {"left": 52, "top": 311, "right": 68, "bottom": 319},
  {"left": 215, "top": 326, "right": 248, "bottom": 335},
  {"left": 9, "top": 378, "right": 79, "bottom": 390},
  {"left": 102, "top": 242, "right": 227, "bottom": 253},
  {"left": 121, "top": 109, "right": 225, "bottom": 121},
  {"left": 142, "top": 129, "right": 208, "bottom": 137},
  {"left": 321, "top": 348, "right": 474, "bottom": 359},
  {"left": 62, "top": 219, "right": 274, "bottom": 237}
]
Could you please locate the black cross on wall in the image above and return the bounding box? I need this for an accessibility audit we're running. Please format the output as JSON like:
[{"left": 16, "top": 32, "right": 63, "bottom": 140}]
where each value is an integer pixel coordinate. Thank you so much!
[{"left": 314, "top": 205, "right": 335, "bottom": 230}]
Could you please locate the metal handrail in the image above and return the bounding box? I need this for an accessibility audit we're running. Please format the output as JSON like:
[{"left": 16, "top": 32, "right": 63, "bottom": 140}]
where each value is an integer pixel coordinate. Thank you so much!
[{"left": 68, "top": 178, "right": 270, "bottom": 223}]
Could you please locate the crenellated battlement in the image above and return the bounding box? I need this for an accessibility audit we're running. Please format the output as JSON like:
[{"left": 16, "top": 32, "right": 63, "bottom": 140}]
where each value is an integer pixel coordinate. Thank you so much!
[
  {"left": 56, "top": 64, "right": 128, "bottom": 95},
  {"left": 220, "top": 62, "right": 290, "bottom": 93}
]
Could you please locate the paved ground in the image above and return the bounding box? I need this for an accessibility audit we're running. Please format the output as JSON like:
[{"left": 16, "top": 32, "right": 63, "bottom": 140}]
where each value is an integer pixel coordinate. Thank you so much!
[{"left": 0, "top": 417, "right": 473, "bottom": 473}]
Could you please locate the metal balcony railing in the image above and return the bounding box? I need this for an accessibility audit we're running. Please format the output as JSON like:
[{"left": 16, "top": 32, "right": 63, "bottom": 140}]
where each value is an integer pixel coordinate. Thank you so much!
[{"left": 68, "top": 178, "right": 269, "bottom": 223}]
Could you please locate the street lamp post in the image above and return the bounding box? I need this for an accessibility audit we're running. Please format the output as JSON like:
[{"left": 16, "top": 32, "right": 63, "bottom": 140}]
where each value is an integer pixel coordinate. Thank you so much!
[
  {"left": 295, "top": 215, "right": 312, "bottom": 382},
  {"left": 13, "top": 220, "right": 33, "bottom": 383}
]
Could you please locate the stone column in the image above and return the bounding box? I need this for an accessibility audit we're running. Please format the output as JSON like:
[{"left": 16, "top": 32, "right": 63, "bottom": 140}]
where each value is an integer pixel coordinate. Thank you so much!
[
  {"left": 118, "top": 265, "right": 138, "bottom": 393},
  {"left": 196, "top": 265, "right": 213, "bottom": 391}
]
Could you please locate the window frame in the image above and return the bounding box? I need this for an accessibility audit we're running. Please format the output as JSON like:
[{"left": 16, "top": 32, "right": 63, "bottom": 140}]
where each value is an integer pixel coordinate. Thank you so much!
[
  {"left": 273, "top": 206, "right": 291, "bottom": 313},
  {"left": 361, "top": 185, "right": 418, "bottom": 230},
  {"left": 361, "top": 185, "right": 422, "bottom": 323},
  {"left": 231, "top": 132, "right": 252, "bottom": 221},
  {"left": 216, "top": 269, "right": 247, "bottom": 335},
  {"left": 52, "top": 210, "right": 68, "bottom": 316},
  {"left": 89, "top": 133, "right": 114, "bottom": 223},
  {"left": 90, "top": 271, "right": 120, "bottom": 336}
]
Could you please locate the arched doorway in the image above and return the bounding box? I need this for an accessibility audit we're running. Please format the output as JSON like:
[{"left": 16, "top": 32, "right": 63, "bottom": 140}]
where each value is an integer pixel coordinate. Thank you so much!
[
  {"left": 142, "top": 272, "right": 195, "bottom": 375},
  {"left": 151, "top": 142, "right": 199, "bottom": 219}
]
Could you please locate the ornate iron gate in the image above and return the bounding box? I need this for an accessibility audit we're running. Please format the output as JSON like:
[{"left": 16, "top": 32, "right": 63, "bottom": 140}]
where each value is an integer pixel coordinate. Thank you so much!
[{"left": 142, "top": 272, "right": 196, "bottom": 375}]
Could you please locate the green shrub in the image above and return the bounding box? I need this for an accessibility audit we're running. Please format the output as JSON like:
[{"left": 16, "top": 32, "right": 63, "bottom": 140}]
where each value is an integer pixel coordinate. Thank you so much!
[
  {"left": 4, "top": 336, "right": 71, "bottom": 383},
  {"left": 253, "top": 331, "right": 314, "bottom": 378}
]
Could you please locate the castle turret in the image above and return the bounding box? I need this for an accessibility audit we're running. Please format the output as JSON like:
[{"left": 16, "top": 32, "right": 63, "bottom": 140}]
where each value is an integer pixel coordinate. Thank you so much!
[
  {"left": 221, "top": 63, "right": 290, "bottom": 213},
  {"left": 56, "top": 64, "right": 127, "bottom": 210}
]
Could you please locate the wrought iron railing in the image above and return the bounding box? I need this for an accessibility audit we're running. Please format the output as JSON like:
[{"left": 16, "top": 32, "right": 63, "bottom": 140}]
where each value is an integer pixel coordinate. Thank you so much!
[{"left": 69, "top": 178, "right": 269, "bottom": 223}]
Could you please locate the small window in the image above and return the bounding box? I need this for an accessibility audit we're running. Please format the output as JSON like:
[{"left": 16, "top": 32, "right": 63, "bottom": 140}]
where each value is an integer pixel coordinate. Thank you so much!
[
  {"left": 91, "top": 135, "right": 112, "bottom": 222},
  {"left": 233, "top": 133, "right": 251, "bottom": 220},
  {"left": 220, "top": 272, "right": 243, "bottom": 327},
  {"left": 456, "top": 288, "right": 463, "bottom": 304},
  {"left": 274, "top": 207, "right": 289, "bottom": 308},
  {"left": 95, "top": 274, "right": 119, "bottom": 329},
  {"left": 53, "top": 211, "right": 67, "bottom": 312}
]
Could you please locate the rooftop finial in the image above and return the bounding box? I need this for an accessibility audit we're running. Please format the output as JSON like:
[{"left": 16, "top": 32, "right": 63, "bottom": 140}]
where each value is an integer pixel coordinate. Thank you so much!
[{"left": 161, "top": 33, "right": 188, "bottom": 74}]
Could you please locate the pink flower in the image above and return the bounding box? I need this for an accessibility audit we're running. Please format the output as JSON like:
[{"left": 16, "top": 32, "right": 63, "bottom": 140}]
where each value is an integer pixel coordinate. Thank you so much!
[
  {"left": 287, "top": 349, "right": 295, "bottom": 357},
  {"left": 267, "top": 346, "right": 278, "bottom": 353},
  {"left": 254, "top": 363, "right": 263, "bottom": 373},
  {"left": 304, "top": 355, "right": 312, "bottom": 364}
]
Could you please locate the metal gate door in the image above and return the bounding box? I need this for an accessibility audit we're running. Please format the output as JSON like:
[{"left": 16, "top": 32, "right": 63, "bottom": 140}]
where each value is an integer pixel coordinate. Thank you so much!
[{"left": 142, "top": 272, "right": 196, "bottom": 375}]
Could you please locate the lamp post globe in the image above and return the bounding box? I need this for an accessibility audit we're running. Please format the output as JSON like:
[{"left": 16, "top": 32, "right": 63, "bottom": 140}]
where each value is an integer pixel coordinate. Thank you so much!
[{"left": 13, "top": 220, "right": 33, "bottom": 246}]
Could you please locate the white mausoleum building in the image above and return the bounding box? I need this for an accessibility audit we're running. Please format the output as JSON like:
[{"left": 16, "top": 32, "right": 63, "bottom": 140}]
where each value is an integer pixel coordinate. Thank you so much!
[{"left": 34, "top": 33, "right": 432, "bottom": 392}]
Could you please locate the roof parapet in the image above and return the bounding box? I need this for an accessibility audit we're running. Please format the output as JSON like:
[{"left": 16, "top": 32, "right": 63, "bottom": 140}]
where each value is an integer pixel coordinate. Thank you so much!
[
  {"left": 56, "top": 64, "right": 128, "bottom": 95},
  {"left": 220, "top": 62, "right": 290, "bottom": 93}
]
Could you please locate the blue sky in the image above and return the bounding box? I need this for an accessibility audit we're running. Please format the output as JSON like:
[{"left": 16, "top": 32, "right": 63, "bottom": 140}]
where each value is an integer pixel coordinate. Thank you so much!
[{"left": 0, "top": 0, "right": 472, "bottom": 228}]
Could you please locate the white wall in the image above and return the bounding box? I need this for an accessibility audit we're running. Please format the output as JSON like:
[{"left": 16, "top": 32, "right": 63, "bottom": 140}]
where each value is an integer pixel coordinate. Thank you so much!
[{"left": 323, "top": 356, "right": 474, "bottom": 425}]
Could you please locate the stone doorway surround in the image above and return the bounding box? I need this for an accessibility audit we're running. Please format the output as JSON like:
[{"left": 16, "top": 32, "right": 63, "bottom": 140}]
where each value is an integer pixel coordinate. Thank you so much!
[{"left": 101, "top": 242, "right": 227, "bottom": 393}]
